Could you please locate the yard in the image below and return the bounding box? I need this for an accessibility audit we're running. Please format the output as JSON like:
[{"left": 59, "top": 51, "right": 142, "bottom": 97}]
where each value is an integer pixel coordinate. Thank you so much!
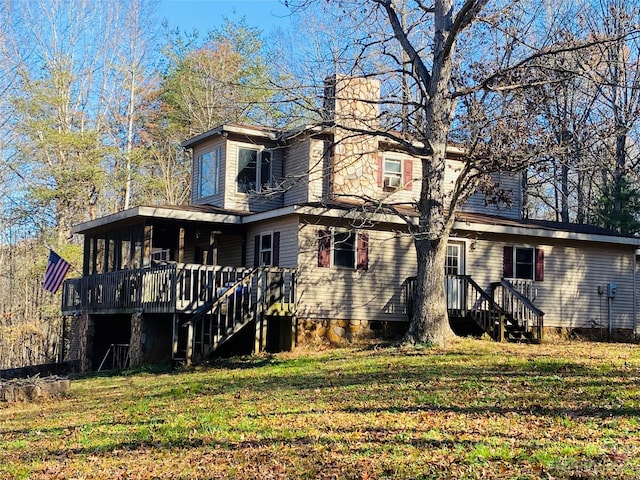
[{"left": 1, "top": 338, "right": 639, "bottom": 479}]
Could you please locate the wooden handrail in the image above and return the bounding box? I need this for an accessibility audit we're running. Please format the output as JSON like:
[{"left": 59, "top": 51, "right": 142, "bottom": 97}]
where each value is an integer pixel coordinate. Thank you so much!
[
  {"left": 406, "top": 274, "right": 543, "bottom": 342},
  {"left": 493, "top": 279, "right": 544, "bottom": 317},
  {"left": 491, "top": 279, "right": 544, "bottom": 342}
]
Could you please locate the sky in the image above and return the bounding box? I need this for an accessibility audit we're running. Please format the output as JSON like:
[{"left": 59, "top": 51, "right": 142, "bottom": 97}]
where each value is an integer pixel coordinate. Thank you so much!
[{"left": 157, "top": 0, "right": 295, "bottom": 35}]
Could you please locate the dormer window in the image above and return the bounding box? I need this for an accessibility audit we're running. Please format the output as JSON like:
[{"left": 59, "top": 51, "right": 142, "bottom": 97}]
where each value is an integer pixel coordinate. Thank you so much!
[{"left": 237, "top": 147, "right": 272, "bottom": 194}]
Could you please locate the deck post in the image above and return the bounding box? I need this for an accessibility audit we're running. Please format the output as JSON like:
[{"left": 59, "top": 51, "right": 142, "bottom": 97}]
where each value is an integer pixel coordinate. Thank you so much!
[
  {"left": 185, "top": 320, "right": 194, "bottom": 366},
  {"left": 254, "top": 270, "right": 264, "bottom": 353},
  {"left": 172, "top": 313, "right": 179, "bottom": 359}
]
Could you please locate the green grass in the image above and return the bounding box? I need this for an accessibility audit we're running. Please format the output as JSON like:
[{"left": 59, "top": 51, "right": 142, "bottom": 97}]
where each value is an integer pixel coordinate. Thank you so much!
[{"left": 1, "top": 338, "right": 639, "bottom": 479}]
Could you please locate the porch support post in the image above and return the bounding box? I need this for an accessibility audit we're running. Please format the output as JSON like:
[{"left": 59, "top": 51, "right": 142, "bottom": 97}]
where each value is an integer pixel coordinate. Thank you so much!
[
  {"left": 178, "top": 227, "right": 185, "bottom": 263},
  {"left": 209, "top": 231, "right": 218, "bottom": 265},
  {"left": 143, "top": 224, "right": 153, "bottom": 267}
]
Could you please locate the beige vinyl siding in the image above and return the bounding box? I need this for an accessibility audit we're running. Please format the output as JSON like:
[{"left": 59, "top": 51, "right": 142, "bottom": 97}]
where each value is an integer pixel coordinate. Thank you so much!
[
  {"left": 191, "top": 137, "right": 226, "bottom": 207},
  {"left": 295, "top": 220, "right": 416, "bottom": 322},
  {"left": 225, "top": 141, "right": 284, "bottom": 212},
  {"left": 282, "top": 137, "right": 328, "bottom": 206},
  {"left": 636, "top": 257, "right": 640, "bottom": 335},
  {"left": 179, "top": 229, "right": 243, "bottom": 266},
  {"left": 465, "top": 234, "right": 637, "bottom": 331},
  {"left": 246, "top": 216, "right": 299, "bottom": 268},
  {"left": 217, "top": 234, "right": 244, "bottom": 267},
  {"left": 445, "top": 159, "right": 522, "bottom": 219},
  {"left": 283, "top": 137, "right": 312, "bottom": 205},
  {"left": 309, "top": 139, "right": 329, "bottom": 202}
]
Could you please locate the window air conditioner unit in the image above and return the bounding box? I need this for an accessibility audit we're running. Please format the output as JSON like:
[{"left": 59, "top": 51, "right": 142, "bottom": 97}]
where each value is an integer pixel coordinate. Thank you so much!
[{"left": 384, "top": 175, "right": 402, "bottom": 189}]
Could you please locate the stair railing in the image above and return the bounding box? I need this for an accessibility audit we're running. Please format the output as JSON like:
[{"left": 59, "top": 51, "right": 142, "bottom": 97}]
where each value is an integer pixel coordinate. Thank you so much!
[
  {"left": 491, "top": 279, "right": 544, "bottom": 342},
  {"left": 182, "top": 267, "right": 297, "bottom": 363},
  {"left": 405, "top": 275, "right": 510, "bottom": 341}
]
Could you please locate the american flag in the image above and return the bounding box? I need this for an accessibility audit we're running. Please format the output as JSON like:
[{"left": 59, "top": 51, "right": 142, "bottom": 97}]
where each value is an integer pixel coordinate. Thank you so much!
[{"left": 43, "top": 250, "right": 72, "bottom": 294}]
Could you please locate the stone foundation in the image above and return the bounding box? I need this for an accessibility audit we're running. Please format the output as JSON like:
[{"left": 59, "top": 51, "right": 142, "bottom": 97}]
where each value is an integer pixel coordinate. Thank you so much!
[
  {"left": 129, "top": 311, "right": 144, "bottom": 367},
  {"left": 544, "top": 327, "right": 638, "bottom": 343},
  {"left": 297, "top": 319, "right": 405, "bottom": 345}
]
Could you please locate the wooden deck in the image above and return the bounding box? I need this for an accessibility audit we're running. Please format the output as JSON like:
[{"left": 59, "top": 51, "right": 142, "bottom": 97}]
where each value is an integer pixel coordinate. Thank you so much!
[{"left": 61, "top": 263, "right": 296, "bottom": 316}]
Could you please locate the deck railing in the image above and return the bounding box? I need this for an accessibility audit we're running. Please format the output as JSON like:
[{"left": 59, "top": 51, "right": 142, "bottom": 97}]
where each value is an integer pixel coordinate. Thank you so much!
[{"left": 61, "top": 264, "right": 295, "bottom": 315}]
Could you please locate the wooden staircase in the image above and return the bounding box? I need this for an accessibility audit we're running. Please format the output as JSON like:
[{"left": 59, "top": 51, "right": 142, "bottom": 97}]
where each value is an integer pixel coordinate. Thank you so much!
[
  {"left": 172, "top": 268, "right": 296, "bottom": 365},
  {"left": 406, "top": 275, "right": 543, "bottom": 342}
]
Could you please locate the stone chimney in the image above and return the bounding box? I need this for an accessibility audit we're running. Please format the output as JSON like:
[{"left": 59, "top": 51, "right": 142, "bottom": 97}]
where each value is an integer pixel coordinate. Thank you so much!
[{"left": 323, "top": 75, "right": 381, "bottom": 200}]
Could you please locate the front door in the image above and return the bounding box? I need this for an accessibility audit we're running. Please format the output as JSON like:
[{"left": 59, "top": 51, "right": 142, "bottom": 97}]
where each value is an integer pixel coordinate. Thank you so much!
[{"left": 445, "top": 241, "right": 465, "bottom": 310}]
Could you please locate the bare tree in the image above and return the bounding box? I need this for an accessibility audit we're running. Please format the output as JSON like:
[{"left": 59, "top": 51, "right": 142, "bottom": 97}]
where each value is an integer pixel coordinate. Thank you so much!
[{"left": 284, "top": 0, "right": 639, "bottom": 345}]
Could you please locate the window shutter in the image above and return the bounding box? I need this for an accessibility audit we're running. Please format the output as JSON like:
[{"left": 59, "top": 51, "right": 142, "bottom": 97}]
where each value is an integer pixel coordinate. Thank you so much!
[
  {"left": 403, "top": 159, "right": 413, "bottom": 191},
  {"left": 503, "top": 246, "right": 514, "bottom": 278},
  {"left": 273, "top": 232, "right": 280, "bottom": 267},
  {"left": 253, "top": 235, "right": 260, "bottom": 268},
  {"left": 534, "top": 248, "right": 544, "bottom": 281},
  {"left": 356, "top": 232, "right": 369, "bottom": 271},
  {"left": 377, "top": 154, "right": 384, "bottom": 187},
  {"left": 318, "top": 230, "right": 331, "bottom": 267}
]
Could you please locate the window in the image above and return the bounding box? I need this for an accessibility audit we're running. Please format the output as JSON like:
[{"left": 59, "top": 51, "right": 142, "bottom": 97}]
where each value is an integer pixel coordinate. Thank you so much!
[
  {"left": 383, "top": 158, "right": 402, "bottom": 190},
  {"left": 515, "top": 247, "right": 534, "bottom": 279},
  {"left": 259, "top": 233, "right": 273, "bottom": 266},
  {"left": 378, "top": 155, "right": 413, "bottom": 191},
  {"left": 318, "top": 229, "right": 369, "bottom": 270},
  {"left": 151, "top": 248, "right": 171, "bottom": 262},
  {"left": 445, "top": 244, "right": 461, "bottom": 275},
  {"left": 198, "top": 147, "right": 221, "bottom": 197},
  {"left": 253, "top": 232, "right": 280, "bottom": 267},
  {"left": 503, "top": 246, "right": 544, "bottom": 281},
  {"left": 334, "top": 231, "right": 356, "bottom": 268},
  {"left": 237, "top": 147, "right": 272, "bottom": 193}
]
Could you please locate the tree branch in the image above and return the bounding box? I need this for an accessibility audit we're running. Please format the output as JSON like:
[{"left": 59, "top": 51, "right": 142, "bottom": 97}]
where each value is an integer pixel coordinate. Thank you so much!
[{"left": 373, "top": 0, "right": 432, "bottom": 95}]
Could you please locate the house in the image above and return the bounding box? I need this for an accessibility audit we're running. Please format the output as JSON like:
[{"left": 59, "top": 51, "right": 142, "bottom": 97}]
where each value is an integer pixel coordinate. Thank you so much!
[{"left": 61, "top": 76, "right": 640, "bottom": 371}]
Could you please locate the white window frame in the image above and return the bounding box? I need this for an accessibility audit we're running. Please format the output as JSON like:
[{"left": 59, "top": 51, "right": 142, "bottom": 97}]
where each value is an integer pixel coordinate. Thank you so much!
[
  {"left": 236, "top": 145, "right": 272, "bottom": 194},
  {"left": 197, "top": 147, "right": 221, "bottom": 198},
  {"left": 258, "top": 232, "right": 273, "bottom": 266},
  {"left": 445, "top": 242, "right": 465, "bottom": 276},
  {"left": 332, "top": 229, "right": 356, "bottom": 269},
  {"left": 151, "top": 248, "right": 170, "bottom": 262},
  {"left": 383, "top": 157, "right": 403, "bottom": 190}
]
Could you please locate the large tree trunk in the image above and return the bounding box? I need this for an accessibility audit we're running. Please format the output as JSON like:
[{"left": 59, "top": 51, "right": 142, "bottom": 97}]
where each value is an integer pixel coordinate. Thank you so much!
[
  {"left": 407, "top": 235, "right": 455, "bottom": 345},
  {"left": 402, "top": 0, "right": 458, "bottom": 346}
]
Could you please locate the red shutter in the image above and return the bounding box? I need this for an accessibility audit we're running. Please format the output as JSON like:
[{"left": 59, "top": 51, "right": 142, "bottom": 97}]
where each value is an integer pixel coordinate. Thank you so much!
[
  {"left": 356, "top": 232, "right": 369, "bottom": 271},
  {"left": 503, "top": 246, "right": 514, "bottom": 278},
  {"left": 403, "top": 159, "right": 413, "bottom": 191},
  {"left": 377, "top": 154, "right": 384, "bottom": 187},
  {"left": 534, "top": 248, "right": 544, "bottom": 281},
  {"left": 272, "top": 232, "right": 280, "bottom": 267},
  {"left": 253, "top": 235, "right": 260, "bottom": 267},
  {"left": 318, "top": 230, "right": 331, "bottom": 267}
]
